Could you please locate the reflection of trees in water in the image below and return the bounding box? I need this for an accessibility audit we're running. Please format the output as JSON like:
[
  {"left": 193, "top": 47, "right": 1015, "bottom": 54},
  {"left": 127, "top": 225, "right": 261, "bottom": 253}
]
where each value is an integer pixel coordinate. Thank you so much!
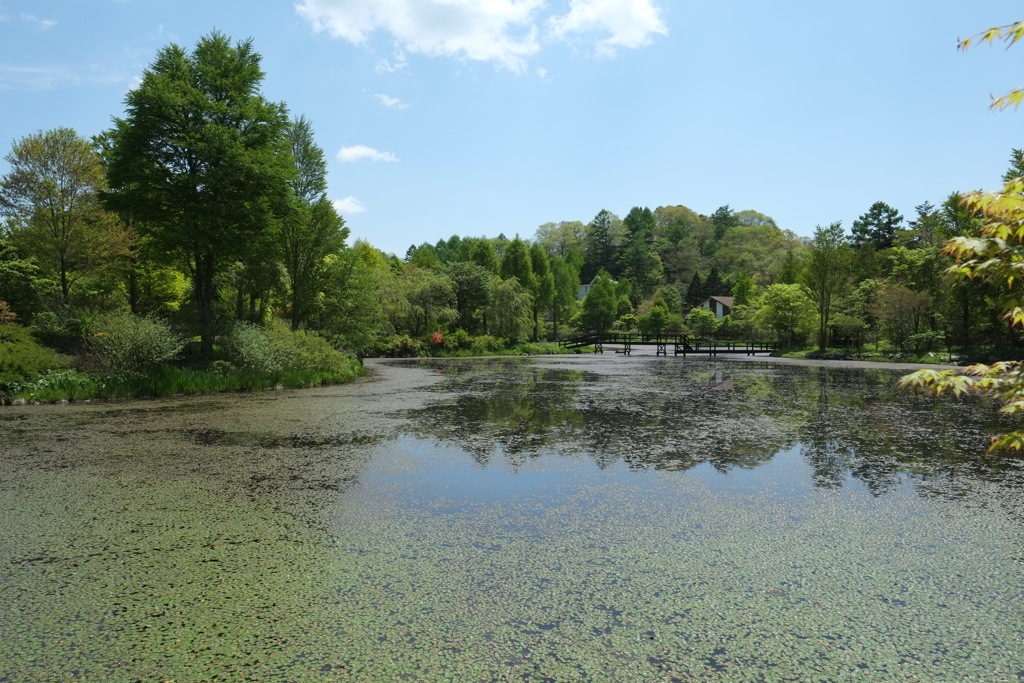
[
  {"left": 406, "top": 359, "right": 1023, "bottom": 499},
  {"left": 407, "top": 360, "right": 790, "bottom": 474},
  {"left": 790, "top": 367, "right": 1021, "bottom": 497}
]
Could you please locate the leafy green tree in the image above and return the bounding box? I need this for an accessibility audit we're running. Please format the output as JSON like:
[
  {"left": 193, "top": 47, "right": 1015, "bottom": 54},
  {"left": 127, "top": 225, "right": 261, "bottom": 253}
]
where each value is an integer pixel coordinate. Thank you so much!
[
  {"left": 316, "top": 244, "right": 385, "bottom": 352},
  {"left": 758, "top": 283, "right": 814, "bottom": 347},
  {"left": 0, "top": 128, "right": 113, "bottom": 306},
  {"left": 655, "top": 284, "right": 683, "bottom": 315},
  {"left": 104, "top": 31, "right": 293, "bottom": 355},
  {"left": 550, "top": 250, "right": 581, "bottom": 340},
  {"left": 777, "top": 247, "right": 802, "bottom": 284},
  {"left": 713, "top": 224, "right": 793, "bottom": 285},
  {"left": 446, "top": 260, "right": 492, "bottom": 334},
  {"left": 619, "top": 233, "right": 664, "bottom": 303},
  {"left": 529, "top": 243, "right": 554, "bottom": 340},
  {"left": 732, "top": 271, "right": 755, "bottom": 307},
  {"left": 488, "top": 276, "right": 533, "bottom": 343},
  {"left": 851, "top": 201, "right": 904, "bottom": 250},
  {"left": 468, "top": 238, "right": 500, "bottom": 275},
  {"left": 282, "top": 115, "right": 348, "bottom": 330},
  {"left": 871, "top": 283, "right": 932, "bottom": 351},
  {"left": 0, "top": 233, "right": 48, "bottom": 319},
  {"left": 687, "top": 306, "right": 719, "bottom": 338},
  {"left": 734, "top": 209, "right": 777, "bottom": 227},
  {"left": 534, "top": 220, "right": 586, "bottom": 258},
  {"left": 802, "top": 221, "right": 851, "bottom": 350},
  {"left": 709, "top": 205, "right": 737, "bottom": 241},
  {"left": 581, "top": 272, "right": 617, "bottom": 333},
  {"left": 622, "top": 206, "right": 656, "bottom": 241},
  {"left": 905, "top": 201, "right": 947, "bottom": 249},
  {"left": 638, "top": 298, "right": 669, "bottom": 338},
  {"left": 500, "top": 237, "right": 535, "bottom": 292}
]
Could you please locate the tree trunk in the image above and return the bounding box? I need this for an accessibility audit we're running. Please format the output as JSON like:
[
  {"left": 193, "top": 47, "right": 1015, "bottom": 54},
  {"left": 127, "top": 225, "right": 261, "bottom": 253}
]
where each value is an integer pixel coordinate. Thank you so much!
[{"left": 194, "top": 252, "right": 216, "bottom": 358}]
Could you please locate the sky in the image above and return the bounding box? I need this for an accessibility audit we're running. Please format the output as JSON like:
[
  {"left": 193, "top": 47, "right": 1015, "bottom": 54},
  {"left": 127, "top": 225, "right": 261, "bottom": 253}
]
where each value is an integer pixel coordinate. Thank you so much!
[{"left": 2, "top": 0, "right": 1024, "bottom": 257}]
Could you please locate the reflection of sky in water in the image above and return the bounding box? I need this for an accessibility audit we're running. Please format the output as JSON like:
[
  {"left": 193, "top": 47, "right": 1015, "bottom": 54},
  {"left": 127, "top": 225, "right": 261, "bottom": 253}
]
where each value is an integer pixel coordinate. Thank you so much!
[{"left": 363, "top": 435, "right": 922, "bottom": 515}]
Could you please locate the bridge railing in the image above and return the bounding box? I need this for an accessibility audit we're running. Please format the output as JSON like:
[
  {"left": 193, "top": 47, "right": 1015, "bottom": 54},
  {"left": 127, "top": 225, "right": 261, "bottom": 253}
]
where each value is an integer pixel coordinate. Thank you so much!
[{"left": 558, "top": 333, "right": 775, "bottom": 354}]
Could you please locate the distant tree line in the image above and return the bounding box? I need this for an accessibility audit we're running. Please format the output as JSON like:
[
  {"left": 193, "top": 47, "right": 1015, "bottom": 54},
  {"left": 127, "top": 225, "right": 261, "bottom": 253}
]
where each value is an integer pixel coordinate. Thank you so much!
[{"left": 0, "top": 30, "right": 1019, "bottom": 393}]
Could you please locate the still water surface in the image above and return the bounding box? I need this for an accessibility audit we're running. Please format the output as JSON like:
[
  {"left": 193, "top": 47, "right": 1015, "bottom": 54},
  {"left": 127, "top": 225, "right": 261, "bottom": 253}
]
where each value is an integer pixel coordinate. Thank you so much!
[{"left": 1, "top": 355, "right": 1022, "bottom": 681}]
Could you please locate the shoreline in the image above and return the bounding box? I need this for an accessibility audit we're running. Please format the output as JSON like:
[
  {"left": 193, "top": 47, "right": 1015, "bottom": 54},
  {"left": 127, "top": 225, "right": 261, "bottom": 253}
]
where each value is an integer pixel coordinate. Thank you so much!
[{"left": 366, "top": 353, "right": 961, "bottom": 372}]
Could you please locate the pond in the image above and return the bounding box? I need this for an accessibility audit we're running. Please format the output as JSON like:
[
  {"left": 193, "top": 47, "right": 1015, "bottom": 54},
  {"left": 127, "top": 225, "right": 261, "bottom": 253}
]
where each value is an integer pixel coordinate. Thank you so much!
[{"left": 0, "top": 355, "right": 1022, "bottom": 681}]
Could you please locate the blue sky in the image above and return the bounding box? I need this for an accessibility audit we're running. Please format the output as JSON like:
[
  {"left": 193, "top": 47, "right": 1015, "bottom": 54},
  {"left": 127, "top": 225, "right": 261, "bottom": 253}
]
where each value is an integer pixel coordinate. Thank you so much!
[{"left": 2, "top": 1, "right": 1023, "bottom": 257}]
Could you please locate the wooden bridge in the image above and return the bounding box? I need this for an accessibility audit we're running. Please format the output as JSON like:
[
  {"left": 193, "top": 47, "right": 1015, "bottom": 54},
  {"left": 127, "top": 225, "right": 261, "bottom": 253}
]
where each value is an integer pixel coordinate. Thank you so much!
[{"left": 557, "top": 333, "right": 775, "bottom": 357}]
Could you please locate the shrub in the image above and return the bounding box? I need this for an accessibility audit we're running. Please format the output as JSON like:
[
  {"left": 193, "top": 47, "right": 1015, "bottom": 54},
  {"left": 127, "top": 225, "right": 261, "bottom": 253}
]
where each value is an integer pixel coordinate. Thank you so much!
[
  {"left": 221, "top": 322, "right": 283, "bottom": 375},
  {"left": 470, "top": 334, "right": 504, "bottom": 355},
  {"left": 389, "top": 334, "right": 421, "bottom": 357},
  {"left": 443, "top": 328, "right": 472, "bottom": 351},
  {"left": 86, "top": 312, "right": 184, "bottom": 372},
  {"left": 0, "top": 324, "right": 69, "bottom": 387},
  {"left": 266, "top": 320, "right": 351, "bottom": 374}
]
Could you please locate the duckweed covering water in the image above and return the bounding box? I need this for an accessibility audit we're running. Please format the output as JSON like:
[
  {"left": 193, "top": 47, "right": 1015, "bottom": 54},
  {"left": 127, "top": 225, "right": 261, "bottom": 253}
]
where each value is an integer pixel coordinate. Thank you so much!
[{"left": 1, "top": 356, "right": 1022, "bottom": 681}]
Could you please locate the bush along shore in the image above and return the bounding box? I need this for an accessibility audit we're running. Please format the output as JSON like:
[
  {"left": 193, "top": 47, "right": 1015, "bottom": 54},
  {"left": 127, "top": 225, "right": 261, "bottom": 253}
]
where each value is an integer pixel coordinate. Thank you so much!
[{"left": 1, "top": 315, "right": 363, "bottom": 405}]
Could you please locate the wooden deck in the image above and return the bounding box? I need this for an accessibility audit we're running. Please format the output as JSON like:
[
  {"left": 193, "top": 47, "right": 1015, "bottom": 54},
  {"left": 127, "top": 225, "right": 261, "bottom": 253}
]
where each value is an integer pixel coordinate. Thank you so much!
[{"left": 557, "top": 333, "right": 774, "bottom": 357}]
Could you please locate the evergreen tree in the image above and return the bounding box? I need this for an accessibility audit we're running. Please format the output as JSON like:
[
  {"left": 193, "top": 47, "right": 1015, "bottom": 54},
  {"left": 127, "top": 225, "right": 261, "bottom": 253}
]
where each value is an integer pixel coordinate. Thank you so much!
[
  {"left": 851, "top": 201, "right": 904, "bottom": 250},
  {"left": 684, "top": 271, "right": 705, "bottom": 309}
]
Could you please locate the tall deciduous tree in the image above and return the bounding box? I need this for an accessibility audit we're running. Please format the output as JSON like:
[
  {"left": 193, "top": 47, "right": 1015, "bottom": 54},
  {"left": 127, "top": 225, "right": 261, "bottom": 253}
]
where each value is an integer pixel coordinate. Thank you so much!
[
  {"left": 802, "top": 221, "right": 851, "bottom": 350},
  {"left": 500, "top": 237, "right": 535, "bottom": 291},
  {"left": 104, "top": 31, "right": 293, "bottom": 355},
  {"left": 282, "top": 115, "right": 348, "bottom": 330},
  {"left": 529, "top": 243, "right": 554, "bottom": 340},
  {"left": 0, "top": 128, "right": 111, "bottom": 306},
  {"left": 550, "top": 249, "right": 582, "bottom": 340},
  {"left": 581, "top": 272, "right": 617, "bottom": 333}
]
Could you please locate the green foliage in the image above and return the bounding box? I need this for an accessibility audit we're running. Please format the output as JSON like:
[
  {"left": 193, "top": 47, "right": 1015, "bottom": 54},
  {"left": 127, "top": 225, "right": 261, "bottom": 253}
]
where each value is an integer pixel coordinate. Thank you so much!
[
  {"left": 222, "top": 323, "right": 283, "bottom": 375},
  {"left": 104, "top": 31, "right": 294, "bottom": 355},
  {"left": 265, "top": 320, "right": 352, "bottom": 374},
  {"left": 0, "top": 127, "right": 112, "bottom": 306},
  {"left": 581, "top": 273, "right": 617, "bottom": 333},
  {"left": 282, "top": 115, "right": 349, "bottom": 331},
  {"left": 0, "top": 323, "right": 69, "bottom": 387},
  {"left": 470, "top": 335, "right": 505, "bottom": 355},
  {"left": 958, "top": 21, "right": 1024, "bottom": 110},
  {"left": 686, "top": 307, "right": 719, "bottom": 338},
  {"left": 488, "top": 276, "right": 533, "bottom": 344},
  {"left": 802, "top": 221, "right": 852, "bottom": 350},
  {"left": 86, "top": 312, "right": 184, "bottom": 372},
  {"left": 851, "top": 201, "right": 904, "bottom": 250},
  {"left": 902, "top": 23, "right": 1024, "bottom": 451},
  {"left": 757, "top": 283, "right": 814, "bottom": 347},
  {"left": 388, "top": 334, "right": 422, "bottom": 357},
  {"left": 443, "top": 328, "right": 472, "bottom": 351}
]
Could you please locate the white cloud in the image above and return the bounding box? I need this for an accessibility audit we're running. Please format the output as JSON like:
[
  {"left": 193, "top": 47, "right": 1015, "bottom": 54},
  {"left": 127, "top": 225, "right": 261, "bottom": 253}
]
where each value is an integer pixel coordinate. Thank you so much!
[
  {"left": 297, "top": 0, "right": 544, "bottom": 73},
  {"left": 548, "top": 0, "right": 667, "bottom": 56},
  {"left": 337, "top": 144, "right": 399, "bottom": 163},
  {"left": 0, "top": 64, "right": 78, "bottom": 91},
  {"left": 375, "top": 50, "right": 408, "bottom": 74},
  {"left": 20, "top": 12, "right": 56, "bottom": 30},
  {"left": 333, "top": 196, "right": 367, "bottom": 215},
  {"left": 375, "top": 93, "right": 409, "bottom": 109},
  {"left": 297, "top": 0, "right": 667, "bottom": 71}
]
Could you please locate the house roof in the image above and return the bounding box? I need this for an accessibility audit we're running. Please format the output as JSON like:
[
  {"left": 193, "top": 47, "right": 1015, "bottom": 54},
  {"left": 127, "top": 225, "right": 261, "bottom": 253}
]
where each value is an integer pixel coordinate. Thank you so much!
[{"left": 707, "top": 296, "right": 734, "bottom": 307}]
